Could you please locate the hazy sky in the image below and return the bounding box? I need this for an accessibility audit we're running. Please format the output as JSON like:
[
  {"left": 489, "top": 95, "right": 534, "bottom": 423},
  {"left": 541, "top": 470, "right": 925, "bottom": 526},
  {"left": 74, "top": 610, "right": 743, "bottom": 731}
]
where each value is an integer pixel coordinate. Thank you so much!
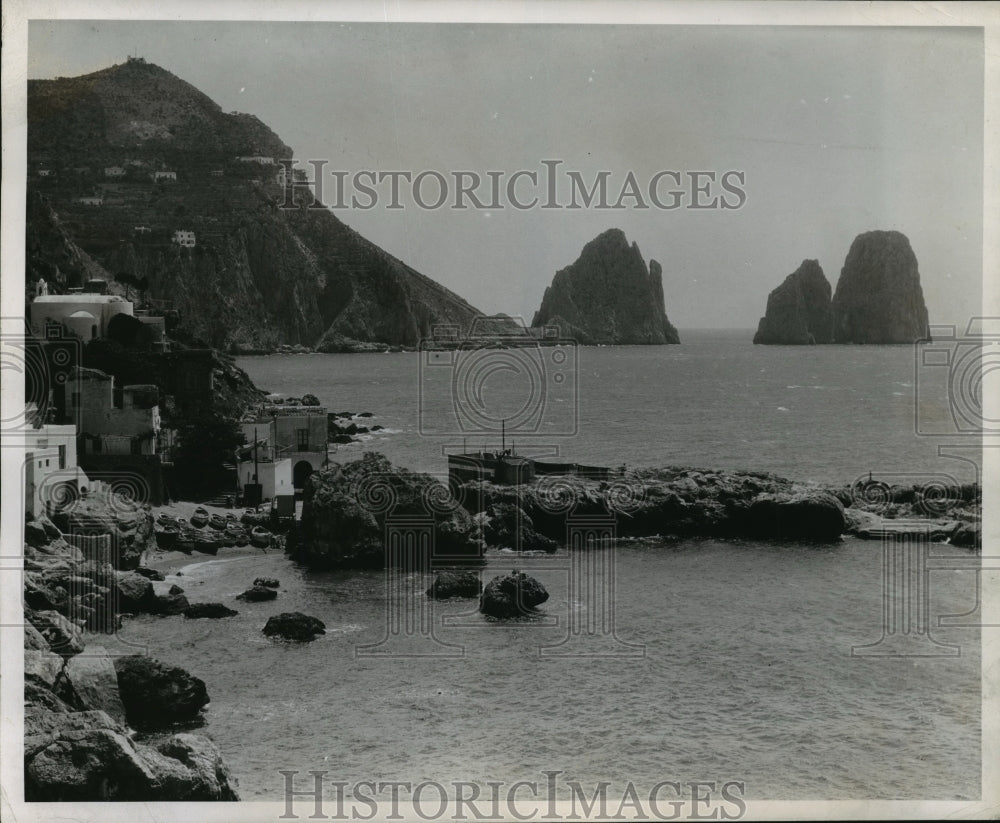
[{"left": 27, "top": 20, "right": 984, "bottom": 328}]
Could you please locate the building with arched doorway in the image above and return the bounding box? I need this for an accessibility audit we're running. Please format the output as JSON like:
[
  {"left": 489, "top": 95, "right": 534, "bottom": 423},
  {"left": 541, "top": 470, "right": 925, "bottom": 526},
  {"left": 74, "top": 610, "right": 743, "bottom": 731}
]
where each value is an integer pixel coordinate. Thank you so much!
[{"left": 246, "top": 405, "right": 329, "bottom": 495}]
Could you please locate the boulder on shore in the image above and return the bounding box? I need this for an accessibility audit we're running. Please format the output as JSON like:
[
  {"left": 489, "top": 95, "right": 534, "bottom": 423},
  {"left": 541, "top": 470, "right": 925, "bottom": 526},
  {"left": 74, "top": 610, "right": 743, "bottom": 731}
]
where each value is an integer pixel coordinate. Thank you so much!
[
  {"left": 24, "top": 708, "right": 239, "bottom": 801},
  {"left": 294, "top": 453, "right": 482, "bottom": 569},
  {"left": 426, "top": 570, "right": 482, "bottom": 599},
  {"left": 253, "top": 577, "right": 280, "bottom": 589},
  {"left": 262, "top": 612, "right": 326, "bottom": 641},
  {"left": 113, "top": 655, "right": 209, "bottom": 729},
  {"left": 480, "top": 571, "right": 549, "bottom": 618}
]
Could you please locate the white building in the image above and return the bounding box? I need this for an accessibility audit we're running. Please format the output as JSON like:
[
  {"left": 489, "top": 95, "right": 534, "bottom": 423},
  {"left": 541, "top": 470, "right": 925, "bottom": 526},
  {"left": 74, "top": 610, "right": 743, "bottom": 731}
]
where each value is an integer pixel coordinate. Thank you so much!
[
  {"left": 172, "top": 230, "right": 196, "bottom": 248},
  {"left": 77, "top": 197, "right": 103, "bottom": 207},
  {"left": 104, "top": 166, "right": 126, "bottom": 177},
  {"left": 237, "top": 155, "right": 275, "bottom": 165},
  {"left": 152, "top": 170, "right": 177, "bottom": 182},
  {"left": 30, "top": 294, "right": 133, "bottom": 341},
  {"left": 236, "top": 421, "right": 293, "bottom": 501},
  {"left": 23, "top": 422, "right": 90, "bottom": 518}
]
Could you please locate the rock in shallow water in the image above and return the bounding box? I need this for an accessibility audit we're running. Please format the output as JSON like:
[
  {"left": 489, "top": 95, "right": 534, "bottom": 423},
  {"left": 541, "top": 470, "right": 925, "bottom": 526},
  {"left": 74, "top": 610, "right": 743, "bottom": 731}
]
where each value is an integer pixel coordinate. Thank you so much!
[
  {"left": 236, "top": 585, "right": 278, "bottom": 602},
  {"left": 184, "top": 602, "right": 239, "bottom": 619},
  {"left": 426, "top": 570, "right": 482, "bottom": 599},
  {"left": 479, "top": 571, "right": 549, "bottom": 618},
  {"left": 262, "top": 612, "right": 326, "bottom": 641}
]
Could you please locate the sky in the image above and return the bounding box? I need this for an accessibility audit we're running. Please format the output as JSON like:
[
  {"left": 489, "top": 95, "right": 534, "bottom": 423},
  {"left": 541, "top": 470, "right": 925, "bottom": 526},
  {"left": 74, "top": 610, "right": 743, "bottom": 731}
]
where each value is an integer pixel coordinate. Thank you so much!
[{"left": 26, "top": 19, "right": 985, "bottom": 329}]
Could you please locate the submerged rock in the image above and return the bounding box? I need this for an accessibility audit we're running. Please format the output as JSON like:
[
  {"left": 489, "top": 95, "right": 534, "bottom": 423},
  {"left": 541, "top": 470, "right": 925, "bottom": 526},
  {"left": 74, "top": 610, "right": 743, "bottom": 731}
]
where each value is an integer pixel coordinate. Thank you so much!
[
  {"left": 262, "top": 612, "right": 326, "bottom": 641},
  {"left": 426, "top": 570, "right": 482, "bottom": 599},
  {"left": 113, "top": 656, "right": 209, "bottom": 729},
  {"left": 480, "top": 571, "right": 549, "bottom": 618},
  {"left": 236, "top": 585, "right": 277, "bottom": 602},
  {"left": 183, "top": 602, "right": 239, "bottom": 619}
]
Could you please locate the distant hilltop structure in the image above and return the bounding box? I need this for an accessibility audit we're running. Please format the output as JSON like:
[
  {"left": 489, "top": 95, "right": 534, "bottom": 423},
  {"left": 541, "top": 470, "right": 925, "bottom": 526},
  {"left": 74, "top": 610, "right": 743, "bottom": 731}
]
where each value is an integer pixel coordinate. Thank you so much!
[
  {"left": 531, "top": 228, "right": 681, "bottom": 345},
  {"left": 754, "top": 230, "right": 930, "bottom": 345}
]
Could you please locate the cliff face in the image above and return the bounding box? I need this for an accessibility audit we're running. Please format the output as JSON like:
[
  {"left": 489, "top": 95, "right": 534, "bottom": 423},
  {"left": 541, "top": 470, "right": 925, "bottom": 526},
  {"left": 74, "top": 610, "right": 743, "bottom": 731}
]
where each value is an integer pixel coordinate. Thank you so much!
[
  {"left": 753, "top": 260, "right": 833, "bottom": 344},
  {"left": 831, "top": 231, "right": 930, "bottom": 344},
  {"left": 27, "top": 59, "right": 484, "bottom": 351},
  {"left": 531, "top": 229, "right": 680, "bottom": 344}
]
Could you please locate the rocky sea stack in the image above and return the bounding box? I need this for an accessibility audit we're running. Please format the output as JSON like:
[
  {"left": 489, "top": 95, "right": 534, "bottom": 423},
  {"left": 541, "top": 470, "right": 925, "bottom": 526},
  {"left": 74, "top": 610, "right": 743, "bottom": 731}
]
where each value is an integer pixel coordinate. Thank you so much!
[
  {"left": 531, "top": 229, "right": 680, "bottom": 345},
  {"left": 753, "top": 260, "right": 833, "bottom": 344},
  {"left": 831, "top": 230, "right": 930, "bottom": 343}
]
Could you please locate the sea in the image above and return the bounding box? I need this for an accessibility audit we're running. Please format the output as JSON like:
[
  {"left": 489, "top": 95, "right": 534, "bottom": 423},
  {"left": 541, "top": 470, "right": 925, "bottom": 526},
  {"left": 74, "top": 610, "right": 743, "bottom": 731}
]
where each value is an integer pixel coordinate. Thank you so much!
[{"left": 117, "top": 330, "right": 982, "bottom": 803}]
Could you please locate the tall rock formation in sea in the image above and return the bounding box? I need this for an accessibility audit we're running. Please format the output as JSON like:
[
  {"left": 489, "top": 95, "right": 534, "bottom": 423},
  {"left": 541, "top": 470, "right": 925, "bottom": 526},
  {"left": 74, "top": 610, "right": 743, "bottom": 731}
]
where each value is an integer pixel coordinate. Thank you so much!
[
  {"left": 531, "top": 229, "right": 680, "bottom": 344},
  {"left": 753, "top": 259, "right": 833, "bottom": 344},
  {"left": 26, "top": 58, "right": 484, "bottom": 352},
  {"left": 831, "top": 231, "right": 930, "bottom": 344}
]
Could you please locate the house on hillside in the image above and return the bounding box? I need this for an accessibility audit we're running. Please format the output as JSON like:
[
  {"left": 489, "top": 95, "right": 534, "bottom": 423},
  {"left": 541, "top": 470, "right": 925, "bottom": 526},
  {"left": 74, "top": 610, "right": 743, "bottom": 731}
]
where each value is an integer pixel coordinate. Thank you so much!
[
  {"left": 30, "top": 293, "right": 133, "bottom": 341},
  {"left": 77, "top": 196, "right": 104, "bottom": 207},
  {"left": 62, "top": 368, "right": 167, "bottom": 503},
  {"left": 172, "top": 230, "right": 196, "bottom": 248},
  {"left": 237, "top": 155, "right": 275, "bottom": 165},
  {"left": 104, "top": 166, "right": 126, "bottom": 178},
  {"left": 152, "top": 170, "right": 177, "bottom": 182},
  {"left": 23, "top": 419, "right": 90, "bottom": 518}
]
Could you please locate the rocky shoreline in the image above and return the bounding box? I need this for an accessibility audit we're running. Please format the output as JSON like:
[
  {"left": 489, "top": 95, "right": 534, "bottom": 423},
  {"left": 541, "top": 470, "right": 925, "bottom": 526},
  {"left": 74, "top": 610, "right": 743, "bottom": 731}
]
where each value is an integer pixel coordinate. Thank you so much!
[
  {"left": 22, "top": 456, "right": 980, "bottom": 800},
  {"left": 291, "top": 454, "right": 982, "bottom": 569}
]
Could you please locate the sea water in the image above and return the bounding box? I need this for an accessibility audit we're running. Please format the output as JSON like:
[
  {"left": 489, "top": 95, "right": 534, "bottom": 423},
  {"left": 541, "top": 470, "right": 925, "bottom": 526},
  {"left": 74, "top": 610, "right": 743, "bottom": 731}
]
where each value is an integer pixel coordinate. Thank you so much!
[{"left": 116, "top": 332, "right": 981, "bottom": 800}]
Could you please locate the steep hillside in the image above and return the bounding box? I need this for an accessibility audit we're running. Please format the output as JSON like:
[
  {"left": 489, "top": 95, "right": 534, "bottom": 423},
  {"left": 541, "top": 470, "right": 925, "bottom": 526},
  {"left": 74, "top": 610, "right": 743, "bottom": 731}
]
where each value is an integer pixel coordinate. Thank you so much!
[{"left": 27, "top": 59, "right": 484, "bottom": 351}]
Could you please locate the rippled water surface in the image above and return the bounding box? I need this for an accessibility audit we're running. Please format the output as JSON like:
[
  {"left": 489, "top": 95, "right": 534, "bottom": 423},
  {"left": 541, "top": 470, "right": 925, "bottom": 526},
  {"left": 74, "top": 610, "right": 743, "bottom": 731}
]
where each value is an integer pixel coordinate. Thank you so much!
[{"left": 118, "top": 334, "right": 983, "bottom": 800}]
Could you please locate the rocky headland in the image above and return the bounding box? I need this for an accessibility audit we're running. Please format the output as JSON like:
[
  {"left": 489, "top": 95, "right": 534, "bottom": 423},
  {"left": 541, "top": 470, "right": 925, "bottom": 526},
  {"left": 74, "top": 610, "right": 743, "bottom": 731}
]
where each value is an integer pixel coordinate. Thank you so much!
[
  {"left": 531, "top": 229, "right": 681, "bottom": 345},
  {"left": 753, "top": 259, "right": 833, "bottom": 344},
  {"left": 27, "top": 59, "right": 486, "bottom": 353}
]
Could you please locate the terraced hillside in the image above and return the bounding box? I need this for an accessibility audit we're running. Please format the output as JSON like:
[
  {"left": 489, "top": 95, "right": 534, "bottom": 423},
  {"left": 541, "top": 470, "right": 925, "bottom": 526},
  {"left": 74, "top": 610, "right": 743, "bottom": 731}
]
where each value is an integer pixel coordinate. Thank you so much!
[{"left": 27, "top": 58, "right": 484, "bottom": 351}]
